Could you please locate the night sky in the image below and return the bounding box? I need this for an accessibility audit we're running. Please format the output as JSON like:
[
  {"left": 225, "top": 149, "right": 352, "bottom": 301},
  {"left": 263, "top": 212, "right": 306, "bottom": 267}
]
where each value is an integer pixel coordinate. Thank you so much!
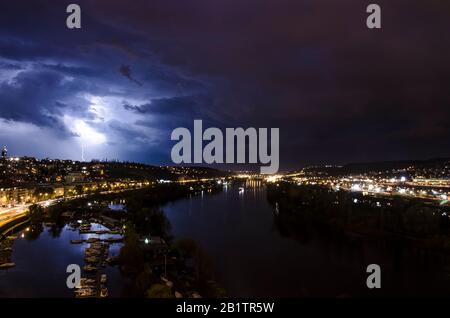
[{"left": 0, "top": 0, "right": 449, "bottom": 171}]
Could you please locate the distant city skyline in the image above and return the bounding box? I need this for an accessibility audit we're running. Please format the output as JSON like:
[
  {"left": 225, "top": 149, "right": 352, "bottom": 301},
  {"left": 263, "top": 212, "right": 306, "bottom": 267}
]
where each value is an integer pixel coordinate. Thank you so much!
[
  {"left": 2, "top": 143, "right": 450, "bottom": 176},
  {"left": 1, "top": 1, "right": 450, "bottom": 170}
]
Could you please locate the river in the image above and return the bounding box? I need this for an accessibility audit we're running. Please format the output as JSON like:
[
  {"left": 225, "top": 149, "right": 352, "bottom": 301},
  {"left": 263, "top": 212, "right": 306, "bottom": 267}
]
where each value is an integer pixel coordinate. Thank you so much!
[
  {"left": 1, "top": 181, "right": 450, "bottom": 297},
  {"left": 164, "top": 180, "right": 450, "bottom": 297}
]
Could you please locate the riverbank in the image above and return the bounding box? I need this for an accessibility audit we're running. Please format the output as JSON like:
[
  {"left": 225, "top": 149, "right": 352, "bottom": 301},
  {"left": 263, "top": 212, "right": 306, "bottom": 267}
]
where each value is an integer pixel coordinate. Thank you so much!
[{"left": 0, "top": 181, "right": 226, "bottom": 297}]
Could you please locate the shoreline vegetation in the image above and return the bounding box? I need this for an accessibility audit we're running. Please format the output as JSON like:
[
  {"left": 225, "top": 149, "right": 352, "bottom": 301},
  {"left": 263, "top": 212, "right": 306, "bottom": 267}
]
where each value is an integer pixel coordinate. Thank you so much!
[
  {"left": 6, "top": 181, "right": 227, "bottom": 298},
  {"left": 267, "top": 182, "right": 450, "bottom": 253}
]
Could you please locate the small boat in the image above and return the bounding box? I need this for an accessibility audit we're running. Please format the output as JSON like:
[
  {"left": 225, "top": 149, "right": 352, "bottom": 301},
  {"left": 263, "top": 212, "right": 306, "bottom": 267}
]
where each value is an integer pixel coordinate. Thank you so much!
[
  {"left": 0, "top": 263, "right": 16, "bottom": 269},
  {"left": 70, "top": 239, "right": 84, "bottom": 244},
  {"left": 106, "top": 256, "right": 119, "bottom": 264},
  {"left": 86, "top": 251, "right": 101, "bottom": 257},
  {"left": 79, "top": 226, "right": 91, "bottom": 233},
  {"left": 101, "top": 274, "right": 107, "bottom": 284},
  {"left": 88, "top": 245, "right": 102, "bottom": 251},
  {"left": 86, "top": 238, "right": 100, "bottom": 243},
  {"left": 84, "top": 256, "right": 99, "bottom": 263},
  {"left": 95, "top": 230, "right": 109, "bottom": 235},
  {"left": 105, "top": 237, "right": 123, "bottom": 243},
  {"left": 2, "top": 247, "right": 13, "bottom": 252},
  {"left": 75, "top": 288, "right": 95, "bottom": 298},
  {"left": 100, "top": 288, "right": 108, "bottom": 298},
  {"left": 175, "top": 291, "right": 183, "bottom": 298},
  {"left": 78, "top": 278, "right": 96, "bottom": 287},
  {"left": 83, "top": 265, "right": 98, "bottom": 272}
]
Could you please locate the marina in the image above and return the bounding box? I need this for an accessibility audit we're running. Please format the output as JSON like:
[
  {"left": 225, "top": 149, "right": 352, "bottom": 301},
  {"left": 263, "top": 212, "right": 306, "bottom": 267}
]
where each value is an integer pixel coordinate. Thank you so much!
[
  {"left": 74, "top": 222, "right": 124, "bottom": 298},
  {"left": 0, "top": 222, "right": 126, "bottom": 298}
]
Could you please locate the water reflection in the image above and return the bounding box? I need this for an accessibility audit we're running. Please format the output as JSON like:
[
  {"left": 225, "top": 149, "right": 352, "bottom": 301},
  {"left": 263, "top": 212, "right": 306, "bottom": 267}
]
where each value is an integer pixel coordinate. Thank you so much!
[
  {"left": 2, "top": 183, "right": 450, "bottom": 297},
  {"left": 164, "top": 183, "right": 450, "bottom": 297},
  {"left": 108, "top": 201, "right": 126, "bottom": 211},
  {"left": 0, "top": 224, "right": 128, "bottom": 298}
]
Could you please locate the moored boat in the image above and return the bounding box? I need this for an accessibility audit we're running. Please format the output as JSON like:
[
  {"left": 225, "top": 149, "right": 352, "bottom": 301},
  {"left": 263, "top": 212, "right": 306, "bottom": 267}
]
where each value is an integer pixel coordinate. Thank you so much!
[
  {"left": 100, "top": 288, "right": 108, "bottom": 298},
  {"left": 0, "top": 263, "right": 16, "bottom": 269},
  {"left": 83, "top": 265, "right": 98, "bottom": 272},
  {"left": 75, "top": 287, "right": 96, "bottom": 298}
]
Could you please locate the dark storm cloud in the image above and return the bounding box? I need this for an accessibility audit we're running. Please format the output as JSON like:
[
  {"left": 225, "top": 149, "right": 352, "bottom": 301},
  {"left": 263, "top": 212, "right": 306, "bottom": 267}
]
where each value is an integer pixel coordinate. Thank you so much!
[
  {"left": 0, "top": 69, "right": 68, "bottom": 127},
  {"left": 0, "top": 64, "right": 103, "bottom": 125},
  {"left": 123, "top": 103, "right": 149, "bottom": 114},
  {"left": 119, "top": 65, "right": 142, "bottom": 86},
  {"left": 0, "top": 0, "right": 450, "bottom": 168},
  {"left": 126, "top": 94, "right": 227, "bottom": 134},
  {"left": 0, "top": 61, "right": 22, "bottom": 70},
  {"left": 88, "top": 0, "right": 450, "bottom": 163}
]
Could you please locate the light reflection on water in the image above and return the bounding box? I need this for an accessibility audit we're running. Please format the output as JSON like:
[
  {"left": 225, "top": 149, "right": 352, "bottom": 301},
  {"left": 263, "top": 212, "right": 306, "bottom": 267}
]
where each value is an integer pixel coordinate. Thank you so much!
[
  {"left": 2, "top": 181, "right": 450, "bottom": 297},
  {"left": 0, "top": 224, "right": 126, "bottom": 298},
  {"left": 164, "top": 182, "right": 450, "bottom": 297},
  {"left": 108, "top": 203, "right": 126, "bottom": 211}
]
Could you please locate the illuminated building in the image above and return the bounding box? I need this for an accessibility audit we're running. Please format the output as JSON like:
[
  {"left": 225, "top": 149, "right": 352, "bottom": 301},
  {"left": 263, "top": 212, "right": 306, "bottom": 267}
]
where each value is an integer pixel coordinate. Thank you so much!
[
  {"left": 1, "top": 145, "right": 7, "bottom": 160},
  {"left": 65, "top": 171, "right": 85, "bottom": 184}
]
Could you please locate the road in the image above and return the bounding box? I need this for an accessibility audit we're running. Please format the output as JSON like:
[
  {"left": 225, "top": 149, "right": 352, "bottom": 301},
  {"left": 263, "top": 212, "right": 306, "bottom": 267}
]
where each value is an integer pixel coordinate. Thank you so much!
[
  {"left": 0, "top": 186, "right": 153, "bottom": 230},
  {"left": 0, "top": 199, "right": 60, "bottom": 229}
]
